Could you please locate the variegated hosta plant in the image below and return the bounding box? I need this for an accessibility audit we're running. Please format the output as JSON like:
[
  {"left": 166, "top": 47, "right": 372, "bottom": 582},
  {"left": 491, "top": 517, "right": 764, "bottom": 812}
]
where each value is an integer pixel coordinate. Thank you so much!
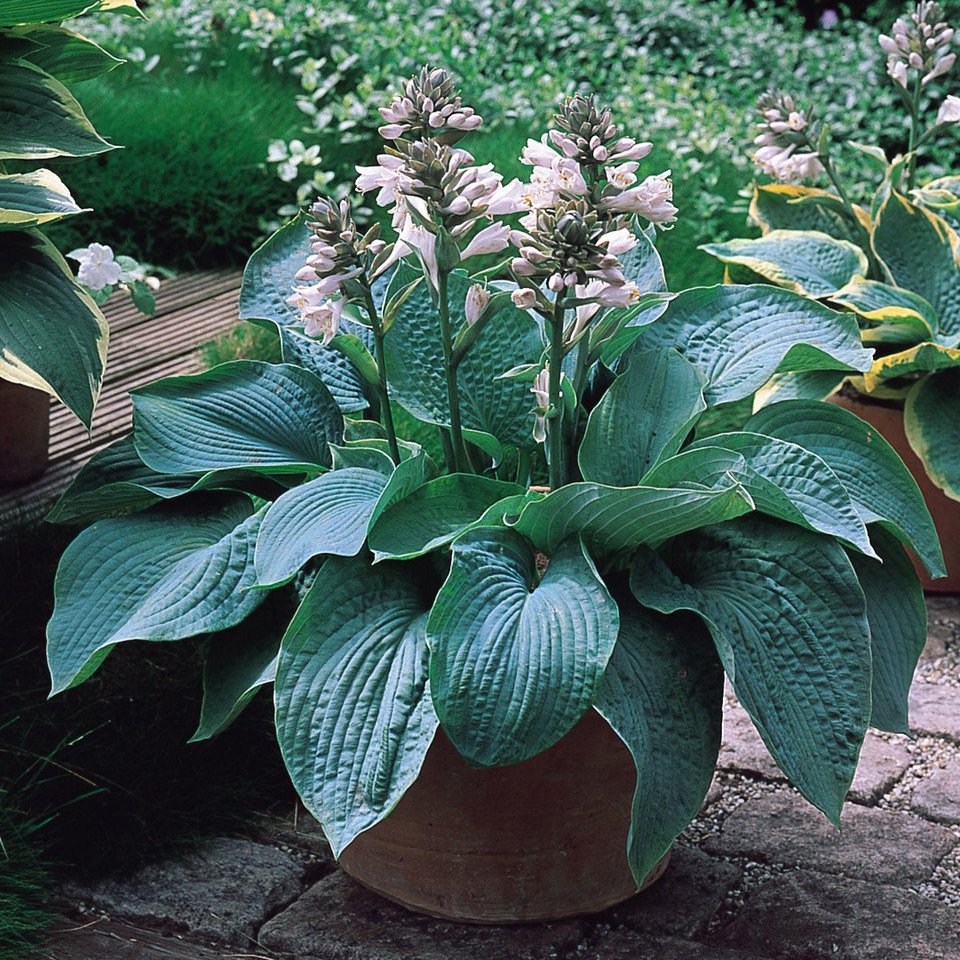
[
  {"left": 0, "top": 0, "right": 142, "bottom": 427},
  {"left": 704, "top": 1, "right": 960, "bottom": 500},
  {"left": 47, "top": 68, "right": 943, "bottom": 889}
]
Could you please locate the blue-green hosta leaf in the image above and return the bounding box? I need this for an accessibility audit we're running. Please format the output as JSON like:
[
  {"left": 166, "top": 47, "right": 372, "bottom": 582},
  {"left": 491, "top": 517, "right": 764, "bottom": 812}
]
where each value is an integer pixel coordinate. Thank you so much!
[
  {"left": 367, "top": 474, "right": 526, "bottom": 561},
  {"left": 619, "top": 228, "right": 666, "bottom": 293},
  {"left": 750, "top": 184, "right": 869, "bottom": 247},
  {"left": 189, "top": 597, "right": 286, "bottom": 742},
  {"left": 872, "top": 191, "right": 960, "bottom": 340},
  {"left": 510, "top": 479, "right": 754, "bottom": 555},
  {"left": 239, "top": 214, "right": 312, "bottom": 327},
  {"left": 254, "top": 468, "right": 390, "bottom": 586},
  {"left": 630, "top": 284, "right": 873, "bottom": 405},
  {"left": 384, "top": 263, "right": 544, "bottom": 448},
  {"left": 278, "top": 324, "right": 371, "bottom": 415},
  {"left": 255, "top": 444, "right": 430, "bottom": 584},
  {"left": 746, "top": 400, "right": 945, "bottom": 576},
  {"left": 904, "top": 367, "right": 960, "bottom": 501},
  {"left": 47, "top": 495, "right": 267, "bottom": 695},
  {"left": 631, "top": 516, "right": 872, "bottom": 824},
  {"left": 578, "top": 349, "right": 706, "bottom": 486},
  {"left": 831, "top": 277, "right": 937, "bottom": 346},
  {"left": 0, "top": 56, "right": 114, "bottom": 160},
  {"left": 48, "top": 434, "right": 299, "bottom": 525},
  {"left": 675, "top": 432, "right": 875, "bottom": 557},
  {"left": 701, "top": 230, "right": 868, "bottom": 298},
  {"left": 0, "top": 169, "right": 85, "bottom": 230},
  {"left": 916, "top": 175, "right": 960, "bottom": 232},
  {"left": 428, "top": 529, "right": 619, "bottom": 767},
  {"left": 132, "top": 360, "right": 343, "bottom": 476},
  {"left": 0, "top": 230, "right": 107, "bottom": 427},
  {"left": 275, "top": 557, "right": 437, "bottom": 857},
  {"left": 47, "top": 435, "right": 187, "bottom": 524},
  {"left": 21, "top": 25, "right": 123, "bottom": 84},
  {"left": 238, "top": 215, "right": 371, "bottom": 413},
  {"left": 595, "top": 599, "right": 723, "bottom": 886},
  {"left": 848, "top": 526, "right": 926, "bottom": 735}
]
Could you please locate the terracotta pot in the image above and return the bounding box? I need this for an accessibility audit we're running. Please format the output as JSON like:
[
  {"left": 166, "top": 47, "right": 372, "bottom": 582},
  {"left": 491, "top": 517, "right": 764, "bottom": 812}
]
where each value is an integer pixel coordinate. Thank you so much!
[
  {"left": 0, "top": 380, "right": 50, "bottom": 486},
  {"left": 339, "top": 708, "right": 670, "bottom": 924},
  {"left": 831, "top": 392, "right": 960, "bottom": 593}
]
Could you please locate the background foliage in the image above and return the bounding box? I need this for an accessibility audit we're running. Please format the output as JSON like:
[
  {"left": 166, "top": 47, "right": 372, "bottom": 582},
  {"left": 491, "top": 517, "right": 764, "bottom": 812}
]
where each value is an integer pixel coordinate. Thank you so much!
[{"left": 61, "top": 0, "right": 959, "bottom": 285}]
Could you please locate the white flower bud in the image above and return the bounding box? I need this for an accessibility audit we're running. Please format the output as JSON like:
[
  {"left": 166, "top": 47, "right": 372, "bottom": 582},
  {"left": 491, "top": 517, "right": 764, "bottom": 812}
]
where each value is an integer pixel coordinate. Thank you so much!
[
  {"left": 511, "top": 288, "right": 537, "bottom": 309},
  {"left": 465, "top": 283, "right": 490, "bottom": 326}
]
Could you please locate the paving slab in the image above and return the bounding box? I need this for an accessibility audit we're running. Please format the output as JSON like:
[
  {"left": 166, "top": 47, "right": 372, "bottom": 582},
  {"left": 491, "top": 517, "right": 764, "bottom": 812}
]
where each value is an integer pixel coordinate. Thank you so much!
[
  {"left": 40, "top": 918, "right": 247, "bottom": 959},
  {"left": 579, "top": 929, "right": 765, "bottom": 960},
  {"left": 719, "top": 708, "right": 915, "bottom": 802},
  {"left": 717, "top": 706, "right": 784, "bottom": 781},
  {"left": 703, "top": 792, "right": 956, "bottom": 885},
  {"left": 847, "top": 732, "right": 913, "bottom": 804},
  {"left": 912, "top": 758, "right": 960, "bottom": 824},
  {"left": 258, "top": 870, "right": 585, "bottom": 960},
  {"left": 718, "top": 870, "right": 960, "bottom": 959},
  {"left": 62, "top": 837, "right": 304, "bottom": 948},
  {"left": 924, "top": 596, "right": 960, "bottom": 659},
  {"left": 605, "top": 845, "right": 741, "bottom": 939},
  {"left": 911, "top": 683, "right": 960, "bottom": 741}
]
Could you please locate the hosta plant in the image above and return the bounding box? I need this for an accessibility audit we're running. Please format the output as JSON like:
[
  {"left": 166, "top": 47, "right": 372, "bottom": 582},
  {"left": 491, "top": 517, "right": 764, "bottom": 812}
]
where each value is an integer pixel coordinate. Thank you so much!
[
  {"left": 0, "top": 0, "right": 141, "bottom": 427},
  {"left": 47, "top": 67, "right": 944, "bottom": 891},
  {"left": 704, "top": 2, "right": 960, "bottom": 500}
]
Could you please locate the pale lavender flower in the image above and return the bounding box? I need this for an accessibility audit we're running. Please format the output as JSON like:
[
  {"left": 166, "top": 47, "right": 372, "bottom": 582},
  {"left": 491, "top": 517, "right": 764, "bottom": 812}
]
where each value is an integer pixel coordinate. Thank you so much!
[
  {"left": 464, "top": 284, "right": 490, "bottom": 326},
  {"left": 601, "top": 172, "right": 678, "bottom": 223},
  {"left": 937, "top": 94, "right": 960, "bottom": 123}
]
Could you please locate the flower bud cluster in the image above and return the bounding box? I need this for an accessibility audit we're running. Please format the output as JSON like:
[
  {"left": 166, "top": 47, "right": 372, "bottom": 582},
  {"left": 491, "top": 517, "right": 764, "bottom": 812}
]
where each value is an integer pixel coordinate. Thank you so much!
[
  {"left": 378, "top": 65, "right": 482, "bottom": 143},
  {"left": 516, "top": 95, "right": 676, "bottom": 231},
  {"left": 880, "top": 2, "right": 955, "bottom": 88},
  {"left": 509, "top": 200, "right": 643, "bottom": 319},
  {"left": 286, "top": 197, "right": 391, "bottom": 344},
  {"left": 752, "top": 90, "right": 826, "bottom": 183}
]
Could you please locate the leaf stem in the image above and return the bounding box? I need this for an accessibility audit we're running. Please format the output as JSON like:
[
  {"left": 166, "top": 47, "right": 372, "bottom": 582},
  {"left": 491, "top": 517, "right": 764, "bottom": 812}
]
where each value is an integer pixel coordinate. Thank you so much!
[
  {"left": 437, "top": 269, "right": 470, "bottom": 473},
  {"left": 362, "top": 286, "right": 401, "bottom": 465},
  {"left": 566, "top": 338, "right": 591, "bottom": 480},
  {"left": 547, "top": 290, "right": 567, "bottom": 490}
]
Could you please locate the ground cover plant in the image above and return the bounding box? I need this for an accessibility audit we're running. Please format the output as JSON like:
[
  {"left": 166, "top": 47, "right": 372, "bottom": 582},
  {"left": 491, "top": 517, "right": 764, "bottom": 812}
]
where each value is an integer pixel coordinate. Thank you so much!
[
  {"left": 43, "top": 64, "right": 945, "bottom": 890},
  {"left": 68, "top": 0, "right": 960, "bottom": 286},
  {"left": 703, "top": 1, "right": 960, "bottom": 499}
]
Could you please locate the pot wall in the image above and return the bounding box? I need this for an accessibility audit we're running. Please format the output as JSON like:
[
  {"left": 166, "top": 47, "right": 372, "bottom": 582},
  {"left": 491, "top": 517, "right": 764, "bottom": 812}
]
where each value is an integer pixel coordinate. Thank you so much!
[
  {"left": 831, "top": 393, "right": 960, "bottom": 593},
  {"left": 339, "top": 708, "right": 669, "bottom": 924},
  {"left": 0, "top": 380, "right": 50, "bottom": 487}
]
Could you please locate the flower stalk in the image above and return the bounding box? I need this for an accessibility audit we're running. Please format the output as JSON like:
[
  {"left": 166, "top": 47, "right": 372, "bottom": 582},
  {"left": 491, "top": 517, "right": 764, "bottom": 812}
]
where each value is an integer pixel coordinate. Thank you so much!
[
  {"left": 437, "top": 268, "right": 470, "bottom": 473},
  {"left": 547, "top": 290, "right": 567, "bottom": 489},
  {"left": 361, "top": 284, "right": 401, "bottom": 465}
]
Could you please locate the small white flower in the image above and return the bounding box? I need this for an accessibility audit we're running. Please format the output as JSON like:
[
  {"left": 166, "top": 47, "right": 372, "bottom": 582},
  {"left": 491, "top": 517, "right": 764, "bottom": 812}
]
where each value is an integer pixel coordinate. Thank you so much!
[
  {"left": 511, "top": 288, "right": 537, "bottom": 310},
  {"left": 484, "top": 178, "right": 525, "bottom": 215},
  {"left": 355, "top": 154, "right": 405, "bottom": 206},
  {"left": 598, "top": 228, "right": 638, "bottom": 257},
  {"left": 605, "top": 161, "right": 639, "bottom": 189},
  {"left": 521, "top": 135, "right": 562, "bottom": 167},
  {"left": 464, "top": 284, "right": 490, "bottom": 326},
  {"left": 460, "top": 221, "right": 511, "bottom": 260},
  {"left": 602, "top": 172, "right": 678, "bottom": 224},
  {"left": 937, "top": 94, "right": 960, "bottom": 124},
  {"left": 69, "top": 242, "right": 122, "bottom": 289}
]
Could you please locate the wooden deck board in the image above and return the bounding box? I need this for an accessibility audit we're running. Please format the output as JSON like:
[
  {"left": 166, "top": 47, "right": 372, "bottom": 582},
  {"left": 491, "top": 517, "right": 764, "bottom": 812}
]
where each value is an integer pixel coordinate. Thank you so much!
[{"left": 0, "top": 270, "right": 243, "bottom": 530}]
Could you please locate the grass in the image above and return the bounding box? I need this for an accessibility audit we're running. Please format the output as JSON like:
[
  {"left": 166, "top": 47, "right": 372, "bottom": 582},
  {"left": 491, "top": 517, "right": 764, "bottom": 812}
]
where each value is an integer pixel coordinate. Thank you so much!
[{"left": 46, "top": 41, "right": 304, "bottom": 270}]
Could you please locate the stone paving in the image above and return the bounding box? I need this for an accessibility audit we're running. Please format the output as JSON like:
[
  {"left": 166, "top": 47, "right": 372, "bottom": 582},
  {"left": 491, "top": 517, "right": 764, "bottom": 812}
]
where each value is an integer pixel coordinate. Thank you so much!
[{"left": 42, "top": 599, "right": 960, "bottom": 960}]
